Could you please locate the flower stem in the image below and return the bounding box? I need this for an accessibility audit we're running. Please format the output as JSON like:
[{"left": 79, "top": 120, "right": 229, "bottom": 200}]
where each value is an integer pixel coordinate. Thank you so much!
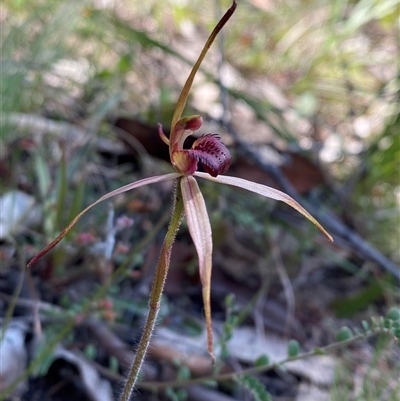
[{"left": 119, "top": 179, "right": 185, "bottom": 401}]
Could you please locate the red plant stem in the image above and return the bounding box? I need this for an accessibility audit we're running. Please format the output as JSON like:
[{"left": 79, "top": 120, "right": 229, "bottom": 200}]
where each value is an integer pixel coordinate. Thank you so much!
[{"left": 119, "top": 180, "right": 184, "bottom": 401}]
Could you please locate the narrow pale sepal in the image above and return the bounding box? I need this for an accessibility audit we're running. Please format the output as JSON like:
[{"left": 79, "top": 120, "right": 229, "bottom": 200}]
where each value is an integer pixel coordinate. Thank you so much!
[
  {"left": 28, "top": 173, "right": 182, "bottom": 268},
  {"left": 194, "top": 172, "right": 333, "bottom": 242},
  {"left": 180, "top": 176, "right": 215, "bottom": 362},
  {"left": 170, "top": 1, "right": 237, "bottom": 132}
]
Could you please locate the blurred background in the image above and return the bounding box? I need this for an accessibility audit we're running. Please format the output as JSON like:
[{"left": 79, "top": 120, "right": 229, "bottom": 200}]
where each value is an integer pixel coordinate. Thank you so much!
[{"left": 1, "top": 0, "right": 399, "bottom": 400}]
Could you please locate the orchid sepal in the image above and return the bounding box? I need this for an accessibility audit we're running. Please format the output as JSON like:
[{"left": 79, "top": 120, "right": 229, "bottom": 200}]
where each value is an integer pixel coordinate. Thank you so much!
[
  {"left": 194, "top": 172, "right": 334, "bottom": 242},
  {"left": 158, "top": 124, "right": 170, "bottom": 145},
  {"left": 180, "top": 175, "right": 215, "bottom": 362},
  {"left": 170, "top": 1, "right": 238, "bottom": 134},
  {"left": 27, "top": 172, "right": 181, "bottom": 268}
]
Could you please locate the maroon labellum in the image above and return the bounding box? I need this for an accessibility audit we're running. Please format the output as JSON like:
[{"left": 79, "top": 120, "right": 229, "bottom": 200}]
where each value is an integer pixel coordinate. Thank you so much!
[{"left": 189, "top": 134, "right": 232, "bottom": 177}]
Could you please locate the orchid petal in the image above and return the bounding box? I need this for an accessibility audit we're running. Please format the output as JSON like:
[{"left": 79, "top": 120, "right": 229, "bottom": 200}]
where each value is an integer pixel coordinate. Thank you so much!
[
  {"left": 170, "top": 115, "right": 203, "bottom": 153},
  {"left": 194, "top": 172, "right": 333, "bottom": 242},
  {"left": 172, "top": 150, "right": 198, "bottom": 175},
  {"left": 28, "top": 173, "right": 181, "bottom": 267},
  {"left": 170, "top": 1, "right": 237, "bottom": 135},
  {"left": 158, "top": 124, "right": 170, "bottom": 145},
  {"left": 180, "top": 176, "right": 215, "bottom": 362}
]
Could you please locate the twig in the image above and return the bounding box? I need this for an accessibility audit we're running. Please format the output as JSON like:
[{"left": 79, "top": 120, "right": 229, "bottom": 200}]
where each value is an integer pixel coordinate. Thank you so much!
[
  {"left": 269, "top": 234, "right": 295, "bottom": 337},
  {"left": 0, "top": 292, "right": 64, "bottom": 315},
  {"left": 86, "top": 319, "right": 159, "bottom": 381},
  {"left": 137, "top": 326, "right": 394, "bottom": 390},
  {"left": 1, "top": 112, "right": 126, "bottom": 155},
  {"left": 186, "top": 385, "right": 238, "bottom": 401}
]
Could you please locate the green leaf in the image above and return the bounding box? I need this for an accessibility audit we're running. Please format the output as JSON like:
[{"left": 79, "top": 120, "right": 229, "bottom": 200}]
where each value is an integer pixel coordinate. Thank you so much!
[
  {"left": 313, "top": 347, "right": 326, "bottom": 355},
  {"left": 34, "top": 152, "right": 51, "bottom": 200},
  {"left": 287, "top": 340, "right": 300, "bottom": 357},
  {"left": 223, "top": 321, "right": 233, "bottom": 341},
  {"left": 55, "top": 152, "right": 68, "bottom": 229},
  {"left": 166, "top": 387, "right": 188, "bottom": 401},
  {"left": 83, "top": 343, "right": 97, "bottom": 360},
  {"left": 330, "top": 279, "right": 385, "bottom": 317},
  {"left": 361, "top": 320, "right": 370, "bottom": 332},
  {"left": 177, "top": 365, "right": 191, "bottom": 381},
  {"left": 31, "top": 337, "right": 58, "bottom": 377},
  {"left": 225, "top": 293, "right": 235, "bottom": 308},
  {"left": 175, "top": 389, "right": 188, "bottom": 401},
  {"left": 117, "top": 54, "right": 132, "bottom": 74},
  {"left": 386, "top": 307, "right": 400, "bottom": 321},
  {"left": 255, "top": 354, "right": 270, "bottom": 367},
  {"left": 203, "top": 380, "right": 218, "bottom": 388},
  {"left": 109, "top": 356, "right": 119, "bottom": 373},
  {"left": 238, "top": 375, "right": 272, "bottom": 401},
  {"left": 336, "top": 326, "right": 353, "bottom": 342},
  {"left": 383, "top": 319, "right": 392, "bottom": 329}
]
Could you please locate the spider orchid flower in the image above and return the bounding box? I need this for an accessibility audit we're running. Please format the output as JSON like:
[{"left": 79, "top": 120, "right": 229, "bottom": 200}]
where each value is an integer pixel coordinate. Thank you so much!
[{"left": 28, "top": 1, "right": 332, "bottom": 389}]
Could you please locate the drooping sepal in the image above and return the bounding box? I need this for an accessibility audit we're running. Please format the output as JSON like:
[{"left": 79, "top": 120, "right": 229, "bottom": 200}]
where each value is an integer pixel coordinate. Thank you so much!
[
  {"left": 27, "top": 173, "right": 182, "bottom": 268},
  {"left": 180, "top": 175, "right": 215, "bottom": 362}
]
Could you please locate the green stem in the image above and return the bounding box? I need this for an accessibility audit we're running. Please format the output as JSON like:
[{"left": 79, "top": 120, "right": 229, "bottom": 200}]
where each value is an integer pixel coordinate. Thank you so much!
[
  {"left": 0, "top": 249, "right": 26, "bottom": 343},
  {"left": 119, "top": 179, "right": 185, "bottom": 401}
]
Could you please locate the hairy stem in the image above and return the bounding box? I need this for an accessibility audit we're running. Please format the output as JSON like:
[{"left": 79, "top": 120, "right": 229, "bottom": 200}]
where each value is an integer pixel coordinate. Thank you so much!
[{"left": 119, "top": 179, "right": 185, "bottom": 401}]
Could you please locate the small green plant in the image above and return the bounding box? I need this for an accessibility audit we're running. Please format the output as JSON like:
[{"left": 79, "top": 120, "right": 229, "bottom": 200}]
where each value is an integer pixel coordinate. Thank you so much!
[
  {"left": 27, "top": 2, "right": 333, "bottom": 400},
  {"left": 287, "top": 339, "right": 301, "bottom": 357},
  {"left": 237, "top": 375, "right": 272, "bottom": 401},
  {"left": 331, "top": 313, "right": 400, "bottom": 401},
  {"left": 336, "top": 326, "right": 354, "bottom": 342},
  {"left": 133, "top": 310, "right": 399, "bottom": 395}
]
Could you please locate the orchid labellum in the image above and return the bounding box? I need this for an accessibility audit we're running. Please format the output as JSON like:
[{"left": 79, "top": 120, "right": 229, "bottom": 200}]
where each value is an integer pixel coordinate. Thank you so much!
[{"left": 28, "top": 2, "right": 332, "bottom": 399}]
